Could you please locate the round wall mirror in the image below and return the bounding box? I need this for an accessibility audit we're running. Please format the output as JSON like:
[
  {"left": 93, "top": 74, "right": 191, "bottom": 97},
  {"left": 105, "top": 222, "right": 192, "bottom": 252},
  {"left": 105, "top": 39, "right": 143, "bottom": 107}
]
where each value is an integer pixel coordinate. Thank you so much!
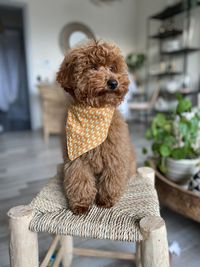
[
  {"left": 59, "top": 22, "right": 95, "bottom": 54},
  {"left": 69, "top": 31, "right": 88, "bottom": 48}
]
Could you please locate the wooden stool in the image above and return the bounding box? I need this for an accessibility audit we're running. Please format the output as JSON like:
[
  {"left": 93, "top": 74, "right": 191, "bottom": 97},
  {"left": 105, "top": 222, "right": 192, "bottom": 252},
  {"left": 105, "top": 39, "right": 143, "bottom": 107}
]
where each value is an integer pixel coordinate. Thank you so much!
[{"left": 7, "top": 167, "right": 170, "bottom": 267}]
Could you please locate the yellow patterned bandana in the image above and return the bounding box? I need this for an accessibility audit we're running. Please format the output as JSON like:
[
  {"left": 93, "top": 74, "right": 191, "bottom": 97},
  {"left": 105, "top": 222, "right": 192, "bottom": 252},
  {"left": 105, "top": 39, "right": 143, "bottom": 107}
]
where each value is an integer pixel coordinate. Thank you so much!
[{"left": 66, "top": 104, "right": 115, "bottom": 161}]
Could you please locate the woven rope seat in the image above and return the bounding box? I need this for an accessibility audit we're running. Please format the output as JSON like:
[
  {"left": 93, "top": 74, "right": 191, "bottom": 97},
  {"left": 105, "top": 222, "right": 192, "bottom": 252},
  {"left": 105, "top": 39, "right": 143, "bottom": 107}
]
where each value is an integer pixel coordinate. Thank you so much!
[{"left": 29, "top": 165, "right": 160, "bottom": 243}]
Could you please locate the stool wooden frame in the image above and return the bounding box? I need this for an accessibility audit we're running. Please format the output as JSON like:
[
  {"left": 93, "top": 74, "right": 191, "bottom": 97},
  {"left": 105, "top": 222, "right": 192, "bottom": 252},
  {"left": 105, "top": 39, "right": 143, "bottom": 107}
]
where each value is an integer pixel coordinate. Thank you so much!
[{"left": 7, "top": 167, "right": 170, "bottom": 267}]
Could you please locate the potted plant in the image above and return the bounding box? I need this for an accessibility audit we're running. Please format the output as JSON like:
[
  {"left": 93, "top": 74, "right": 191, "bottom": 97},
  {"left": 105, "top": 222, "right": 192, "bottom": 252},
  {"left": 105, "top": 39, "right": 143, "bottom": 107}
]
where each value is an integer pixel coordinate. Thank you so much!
[
  {"left": 126, "top": 53, "right": 146, "bottom": 73},
  {"left": 145, "top": 94, "right": 200, "bottom": 184},
  {"left": 126, "top": 52, "right": 146, "bottom": 86}
]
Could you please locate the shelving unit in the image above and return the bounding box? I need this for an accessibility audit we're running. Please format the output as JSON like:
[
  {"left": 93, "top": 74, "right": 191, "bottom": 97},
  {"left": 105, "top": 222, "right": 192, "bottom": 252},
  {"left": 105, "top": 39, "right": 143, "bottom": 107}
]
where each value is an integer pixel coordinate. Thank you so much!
[
  {"left": 150, "top": 71, "right": 183, "bottom": 78},
  {"left": 161, "top": 47, "right": 200, "bottom": 55},
  {"left": 146, "top": 0, "right": 200, "bottom": 112},
  {"left": 159, "top": 89, "right": 200, "bottom": 103},
  {"left": 149, "top": 29, "right": 183, "bottom": 40}
]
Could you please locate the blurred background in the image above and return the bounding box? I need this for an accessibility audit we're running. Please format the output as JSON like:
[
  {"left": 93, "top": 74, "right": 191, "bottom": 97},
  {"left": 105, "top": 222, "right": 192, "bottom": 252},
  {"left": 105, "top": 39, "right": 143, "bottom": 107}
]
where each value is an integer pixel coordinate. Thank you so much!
[{"left": 0, "top": 0, "right": 200, "bottom": 266}]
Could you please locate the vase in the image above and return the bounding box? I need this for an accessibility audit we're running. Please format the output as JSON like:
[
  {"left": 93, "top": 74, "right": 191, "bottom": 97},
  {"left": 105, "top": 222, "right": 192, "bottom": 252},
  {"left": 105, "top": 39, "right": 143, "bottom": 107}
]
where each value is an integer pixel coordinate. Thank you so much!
[{"left": 166, "top": 157, "right": 200, "bottom": 184}]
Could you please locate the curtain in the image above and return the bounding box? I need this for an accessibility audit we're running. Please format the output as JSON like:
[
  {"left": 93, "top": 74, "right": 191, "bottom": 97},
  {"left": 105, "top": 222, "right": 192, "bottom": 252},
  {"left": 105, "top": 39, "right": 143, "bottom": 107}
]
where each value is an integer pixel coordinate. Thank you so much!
[{"left": 0, "top": 29, "right": 20, "bottom": 111}]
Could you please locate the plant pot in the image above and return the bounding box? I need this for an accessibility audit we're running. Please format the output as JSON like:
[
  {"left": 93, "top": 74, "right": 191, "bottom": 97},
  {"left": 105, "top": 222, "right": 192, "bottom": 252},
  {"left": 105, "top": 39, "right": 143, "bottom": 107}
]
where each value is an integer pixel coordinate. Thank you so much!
[{"left": 166, "top": 157, "right": 200, "bottom": 184}]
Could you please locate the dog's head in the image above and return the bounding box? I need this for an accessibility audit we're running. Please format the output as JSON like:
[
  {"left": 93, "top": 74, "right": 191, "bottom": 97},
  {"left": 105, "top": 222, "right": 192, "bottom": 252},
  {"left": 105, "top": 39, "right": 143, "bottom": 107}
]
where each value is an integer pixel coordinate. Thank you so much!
[{"left": 57, "top": 40, "right": 129, "bottom": 107}]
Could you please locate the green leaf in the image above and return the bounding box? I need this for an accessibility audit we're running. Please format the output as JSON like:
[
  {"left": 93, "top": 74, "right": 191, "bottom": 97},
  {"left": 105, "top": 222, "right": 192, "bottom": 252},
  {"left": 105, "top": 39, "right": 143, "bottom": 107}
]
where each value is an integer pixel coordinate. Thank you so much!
[
  {"left": 196, "top": 111, "right": 200, "bottom": 120},
  {"left": 154, "top": 113, "right": 166, "bottom": 127},
  {"left": 145, "top": 129, "right": 152, "bottom": 140},
  {"left": 152, "top": 125, "right": 158, "bottom": 137},
  {"left": 186, "top": 147, "right": 197, "bottom": 159},
  {"left": 179, "top": 121, "right": 189, "bottom": 137},
  {"left": 190, "top": 117, "right": 198, "bottom": 133},
  {"left": 171, "top": 147, "right": 187, "bottom": 160},
  {"left": 142, "top": 147, "right": 148, "bottom": 155},
  {"left": 176, "top": 93, "right": 183, "bottom": 101},
  {"left": 176, "top": 99, "right": 192, "bottom": 114},
  {"left": 159, "top": 144, "right": 171, "bottom": 157},
  {"left": 155, "top": 129, "right": 168, "bottom": 142},
  {"left": 158, "top": 158, "right": 167, "bottom": 173},
  {"left": 152, "top": 143, "right": 160, "bottom": 154},
  {"left": 159, "top": 164, "right": 167, "bottom": 173},
  {"left": 163, "top": 123, "right": 172, "bottom": 133},
  {"left": 163, "top": 136, "right": 176, "bottom": 146}
]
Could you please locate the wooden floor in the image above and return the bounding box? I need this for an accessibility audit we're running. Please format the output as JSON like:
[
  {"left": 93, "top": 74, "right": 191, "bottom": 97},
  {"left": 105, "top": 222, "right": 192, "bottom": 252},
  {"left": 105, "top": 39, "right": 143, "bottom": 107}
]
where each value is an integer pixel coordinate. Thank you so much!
[{"left": 0, "top": 123, "right": 200, "bottom": 267}]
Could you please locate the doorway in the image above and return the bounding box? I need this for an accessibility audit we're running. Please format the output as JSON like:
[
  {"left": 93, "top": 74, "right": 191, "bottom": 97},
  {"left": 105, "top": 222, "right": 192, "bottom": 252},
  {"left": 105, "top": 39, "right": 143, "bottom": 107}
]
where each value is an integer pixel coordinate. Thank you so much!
[{"left": 0, "top": 5, "right": 30, "bottom": 132}]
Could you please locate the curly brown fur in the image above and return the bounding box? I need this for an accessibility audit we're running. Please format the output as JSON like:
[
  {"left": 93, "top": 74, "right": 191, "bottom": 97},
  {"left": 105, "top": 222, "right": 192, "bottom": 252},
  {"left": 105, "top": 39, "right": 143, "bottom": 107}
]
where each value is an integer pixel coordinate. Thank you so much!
[{"left": 57, "top": 40, "right": 136, "bottom": 214}]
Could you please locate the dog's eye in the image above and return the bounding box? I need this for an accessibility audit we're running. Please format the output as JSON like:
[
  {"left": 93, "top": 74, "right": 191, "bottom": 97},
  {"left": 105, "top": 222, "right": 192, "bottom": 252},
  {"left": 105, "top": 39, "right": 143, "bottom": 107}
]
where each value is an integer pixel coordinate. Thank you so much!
[
  {"left": 109, "top": 65, "right": 115, "bottom": 72},
  {"left": 91, "top": 65, "right": 98, "bottom": 70}
]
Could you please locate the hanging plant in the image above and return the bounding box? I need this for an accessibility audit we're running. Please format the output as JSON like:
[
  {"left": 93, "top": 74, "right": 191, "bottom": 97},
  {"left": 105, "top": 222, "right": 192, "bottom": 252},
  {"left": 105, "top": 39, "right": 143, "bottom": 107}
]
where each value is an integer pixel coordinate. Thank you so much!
[{"left": 126, "top": 53, "right": 146, "bottom": 73}]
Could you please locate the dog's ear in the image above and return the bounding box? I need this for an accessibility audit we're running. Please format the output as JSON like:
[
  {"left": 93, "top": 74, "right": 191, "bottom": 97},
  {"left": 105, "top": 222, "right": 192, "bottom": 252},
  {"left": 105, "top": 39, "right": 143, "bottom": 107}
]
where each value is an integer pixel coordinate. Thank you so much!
[{"left": 56, "top": 53, "right": 76, "bottom": 96}]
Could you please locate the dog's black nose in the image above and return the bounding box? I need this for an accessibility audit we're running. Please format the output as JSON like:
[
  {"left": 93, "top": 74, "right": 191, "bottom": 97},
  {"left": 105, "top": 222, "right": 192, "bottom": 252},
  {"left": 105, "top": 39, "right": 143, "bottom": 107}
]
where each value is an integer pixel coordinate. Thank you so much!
[{"left": 107, "top": 79, "right": 118, "bottom": 90}]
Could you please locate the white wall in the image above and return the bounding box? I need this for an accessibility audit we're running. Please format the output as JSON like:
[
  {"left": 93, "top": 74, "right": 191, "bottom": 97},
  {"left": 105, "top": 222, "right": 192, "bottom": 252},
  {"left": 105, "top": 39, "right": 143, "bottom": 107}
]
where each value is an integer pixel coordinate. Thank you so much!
[
  {"left": 8, "top": 0, "right": 137, "bottom": 129},
  {"left": 134, "top": 0, "right": 165, "bottom": 51}
]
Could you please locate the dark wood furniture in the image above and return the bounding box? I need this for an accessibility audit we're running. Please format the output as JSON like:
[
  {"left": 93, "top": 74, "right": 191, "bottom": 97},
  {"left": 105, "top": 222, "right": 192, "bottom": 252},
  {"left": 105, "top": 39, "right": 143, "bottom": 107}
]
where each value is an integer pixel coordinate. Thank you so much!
[{"left": 150, "top": 160, "right": 200, "bottom": 223}]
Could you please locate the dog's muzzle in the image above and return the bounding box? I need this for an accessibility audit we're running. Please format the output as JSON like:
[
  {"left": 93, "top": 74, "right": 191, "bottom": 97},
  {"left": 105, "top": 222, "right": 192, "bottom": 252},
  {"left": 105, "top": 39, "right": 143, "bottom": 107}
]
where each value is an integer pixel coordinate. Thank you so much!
[{"left": 107, "top": 79, "right": 118, "bottom": 90}]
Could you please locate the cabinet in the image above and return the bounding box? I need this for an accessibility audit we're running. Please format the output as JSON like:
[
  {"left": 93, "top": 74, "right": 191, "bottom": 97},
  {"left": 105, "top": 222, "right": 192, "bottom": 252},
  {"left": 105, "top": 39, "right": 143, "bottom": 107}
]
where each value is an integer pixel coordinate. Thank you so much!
[{"left": 38, "top": 84, "right": 71, "bottom": 143}]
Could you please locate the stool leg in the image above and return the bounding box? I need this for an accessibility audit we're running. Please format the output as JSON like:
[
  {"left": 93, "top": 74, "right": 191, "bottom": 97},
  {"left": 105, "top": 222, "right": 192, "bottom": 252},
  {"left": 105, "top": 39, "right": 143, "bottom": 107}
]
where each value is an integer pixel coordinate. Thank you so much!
[
  {"left": 60, "top": 235, "right": 73, "bottom": 267},
  {"left": 136, "top": 241, "right": 142, "bottom": 267},
  {"left": 7, "top": 205, "right": 39, "bottom": 267},
  {"left": 139, "top": 216, "right": 169, "bottom": 267}
]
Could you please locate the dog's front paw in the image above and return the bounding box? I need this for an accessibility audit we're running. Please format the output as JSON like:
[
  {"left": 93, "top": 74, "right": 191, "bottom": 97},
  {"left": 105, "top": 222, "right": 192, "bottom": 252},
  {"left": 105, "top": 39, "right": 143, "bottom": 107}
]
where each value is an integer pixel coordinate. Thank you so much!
[
  {"left": 96, "top": 194, "right": 116, "bottom": 209},
  {"left": 70, "top": 204, "right": 91, "bottom": 215}
]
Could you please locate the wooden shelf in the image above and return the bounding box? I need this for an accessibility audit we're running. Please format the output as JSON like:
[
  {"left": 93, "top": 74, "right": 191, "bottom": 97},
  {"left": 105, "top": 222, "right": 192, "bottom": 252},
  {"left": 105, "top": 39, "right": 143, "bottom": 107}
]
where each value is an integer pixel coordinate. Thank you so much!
[
  {"left": 149, "top": 29, "right": 183, "bottom": 40},
  {"left": 180, "top": 89, "right": 200, "bottom": 95},
  {"left": 161, "top": 47, "right": 200, "bottom": 55},
  {"left": 150, "top": 2, "right": 184, "bottom": 20},
  {"left": 154, "top": 109, "right": 174, "bottom": 113},
  {"left": 150, "top": 71, "right": 182, "bottom": 78},
  {"left": 159, "top": 89, "right": 200, "bottom": 97}
]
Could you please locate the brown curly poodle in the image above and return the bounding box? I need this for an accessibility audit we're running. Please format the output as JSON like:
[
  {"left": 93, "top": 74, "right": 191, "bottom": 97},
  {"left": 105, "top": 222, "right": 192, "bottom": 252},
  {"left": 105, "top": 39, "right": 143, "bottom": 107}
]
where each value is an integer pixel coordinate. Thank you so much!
[{"left": 57, "top": 40, "right": 136, "bottom": 214}]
